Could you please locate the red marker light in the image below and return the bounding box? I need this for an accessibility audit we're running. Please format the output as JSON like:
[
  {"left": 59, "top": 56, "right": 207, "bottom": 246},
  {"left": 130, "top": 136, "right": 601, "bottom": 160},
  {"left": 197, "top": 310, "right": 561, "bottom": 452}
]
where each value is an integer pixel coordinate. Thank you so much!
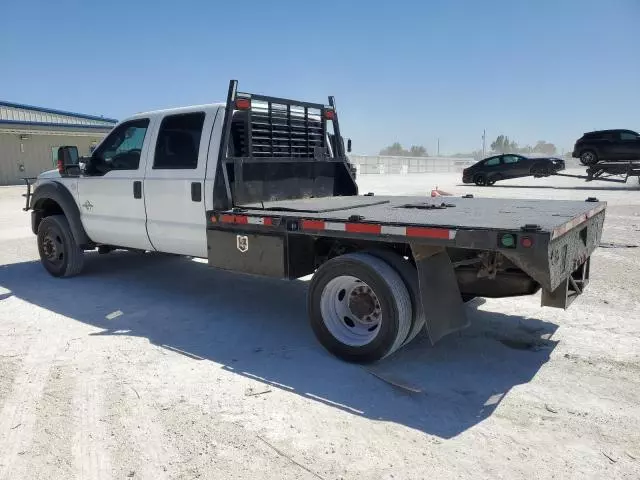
[
  {"left": 324, "top": 109, "right": 335, "bottom": 120},
  {"left": 521, "top": 237, "right": 533, "bottom": 248},
  {"left": 235, "top": 98, "right": 251, "bottom": 110}
]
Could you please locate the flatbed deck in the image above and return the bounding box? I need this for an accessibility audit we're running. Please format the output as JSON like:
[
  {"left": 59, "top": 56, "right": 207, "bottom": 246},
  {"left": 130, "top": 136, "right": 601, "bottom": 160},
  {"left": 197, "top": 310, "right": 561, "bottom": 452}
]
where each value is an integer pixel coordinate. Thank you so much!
[{"left": 238, "top": 196, "right": 606, "bottom": 234}]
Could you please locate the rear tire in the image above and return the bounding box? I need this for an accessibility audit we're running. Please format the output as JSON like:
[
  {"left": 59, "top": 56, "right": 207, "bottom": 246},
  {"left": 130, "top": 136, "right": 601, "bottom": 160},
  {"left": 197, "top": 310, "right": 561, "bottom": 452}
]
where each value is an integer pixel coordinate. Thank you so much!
[
  {"left": 308, "top": 253, "right": 412, "bottom": 363},
  {"left": 474, "top": 174, "right": 487, "bottom": 186},
  {"left": 487, "top": 173, "right": 502, "bottom": 186},
  {"left": 367, "top": 250, "right": 425, "bottom": 346},
  {"left": 37, "top": 215, "right": 84, "bottom": 277},
  {"left": 580, "top": 150, "right": 598, "bottom": 166}
]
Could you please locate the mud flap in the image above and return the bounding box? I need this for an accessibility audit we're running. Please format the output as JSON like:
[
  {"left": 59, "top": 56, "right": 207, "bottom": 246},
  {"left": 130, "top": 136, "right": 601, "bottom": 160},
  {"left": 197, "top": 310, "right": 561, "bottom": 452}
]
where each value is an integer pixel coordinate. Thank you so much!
[{"left": 411, "top": 245, "right": 469, "bottom": 344}]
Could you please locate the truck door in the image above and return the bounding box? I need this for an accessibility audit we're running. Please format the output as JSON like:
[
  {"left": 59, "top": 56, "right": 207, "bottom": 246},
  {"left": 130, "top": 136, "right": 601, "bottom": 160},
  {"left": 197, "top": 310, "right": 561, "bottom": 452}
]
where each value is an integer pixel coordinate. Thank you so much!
[
  {"left": 77, "top": 118, "right": 155, "bottom": 250},
  {"left": 143, "top": 109, "right": 216, "bottom": 257}
]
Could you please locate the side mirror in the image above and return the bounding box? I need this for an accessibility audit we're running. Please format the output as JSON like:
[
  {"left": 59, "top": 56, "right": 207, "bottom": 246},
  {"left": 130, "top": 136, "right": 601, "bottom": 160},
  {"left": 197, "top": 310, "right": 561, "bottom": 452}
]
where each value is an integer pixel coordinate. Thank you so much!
[
  {"left": 347, "top": 138, "right": 352, "bottom": 153},
  {"left": 56, "top": 146, "right": 80, "bottom": 174}
]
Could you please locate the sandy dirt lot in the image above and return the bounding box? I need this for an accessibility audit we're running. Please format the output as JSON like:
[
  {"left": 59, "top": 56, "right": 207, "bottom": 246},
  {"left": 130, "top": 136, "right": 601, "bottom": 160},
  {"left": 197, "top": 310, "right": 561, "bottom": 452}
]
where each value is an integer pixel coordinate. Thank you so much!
[{"left": 1, "top": 171, "right": 639, "bottom": 479}]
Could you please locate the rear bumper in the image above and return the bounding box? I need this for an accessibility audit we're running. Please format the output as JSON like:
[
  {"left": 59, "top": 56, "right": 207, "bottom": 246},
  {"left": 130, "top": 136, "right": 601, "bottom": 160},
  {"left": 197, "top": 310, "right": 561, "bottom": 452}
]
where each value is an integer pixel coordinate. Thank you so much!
[{"left": 552, "top": 161, "right": 565, "bottom": 172}]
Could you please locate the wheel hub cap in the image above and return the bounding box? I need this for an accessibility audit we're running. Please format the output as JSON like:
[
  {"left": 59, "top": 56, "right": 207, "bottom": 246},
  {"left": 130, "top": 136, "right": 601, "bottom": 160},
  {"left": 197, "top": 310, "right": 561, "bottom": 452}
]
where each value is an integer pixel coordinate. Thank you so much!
[
  {"left": 320, "top": 276, "right": 383, "bottom": 347},
  {"left": 348, "top": 286, "right": 381, "bottom": 323},
  {"left": 43, "top": 236, "right": 57, "bottom": 259},
  {"left": 41, "top": 231, "right": 64, "bottom": 265}
]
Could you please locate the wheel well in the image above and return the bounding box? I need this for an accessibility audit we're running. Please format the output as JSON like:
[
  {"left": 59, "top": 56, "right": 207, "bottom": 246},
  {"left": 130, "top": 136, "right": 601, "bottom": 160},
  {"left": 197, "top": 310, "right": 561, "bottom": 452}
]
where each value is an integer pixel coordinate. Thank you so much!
[
  {"left": 38, "top": 198, "right": 64, "bottom": 216},
  {"left": 309, "top": 238, "right": 412, "bottom": 270},
  {"left": 32, "top": 199, "right": 65, "bottom": 233}
]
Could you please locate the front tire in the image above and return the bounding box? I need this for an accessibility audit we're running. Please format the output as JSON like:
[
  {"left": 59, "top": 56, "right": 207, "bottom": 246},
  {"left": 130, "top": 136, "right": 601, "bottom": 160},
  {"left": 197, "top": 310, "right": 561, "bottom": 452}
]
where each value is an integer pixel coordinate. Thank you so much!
[
  {"left": 474, "top": 174, "right": 487, "bottom": 186},
  {"left": 37, "top": 215, "right": 84, "bottom": 277},
  {"left": 580, "top": 150, "right": 598, "bottom": 166},
  {"left": 308, "top": 253, "right": 412, "bottom": 363}
]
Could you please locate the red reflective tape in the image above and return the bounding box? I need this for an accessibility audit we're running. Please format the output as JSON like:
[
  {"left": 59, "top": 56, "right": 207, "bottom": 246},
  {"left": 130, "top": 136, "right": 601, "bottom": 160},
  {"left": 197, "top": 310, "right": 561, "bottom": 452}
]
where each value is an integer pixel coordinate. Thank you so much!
[
  {"left": 220, "top": 214, "right": 248, "bottom": 224},
  {"left": 406, "top": 227, "right": 452, "bottom": 239},
  {"left": 210, "top": 216, "right": 217, "bottom": 223},
  {"left": 302, "top": 220, "right": 325, "bottom": 230},
  {"left": 345, "top": 223, "right": 382, "bottom": 234},
  {"left": 263, "top": 217, "right": 273, "bottom": 226}
]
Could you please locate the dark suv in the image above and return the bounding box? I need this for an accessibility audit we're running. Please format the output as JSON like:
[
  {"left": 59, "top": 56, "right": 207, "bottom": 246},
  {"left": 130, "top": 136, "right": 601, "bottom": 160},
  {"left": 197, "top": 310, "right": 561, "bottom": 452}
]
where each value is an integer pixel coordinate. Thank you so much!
[{"left": 573, "top": 129, "right": 640, "bottom": 165}]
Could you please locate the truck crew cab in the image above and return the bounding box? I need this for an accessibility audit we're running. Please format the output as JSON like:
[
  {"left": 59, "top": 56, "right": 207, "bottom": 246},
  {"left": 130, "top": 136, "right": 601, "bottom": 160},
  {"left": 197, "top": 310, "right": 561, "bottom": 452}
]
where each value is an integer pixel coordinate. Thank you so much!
[{"left": 25, "top": 81, "right": 606, "bottom": 363}]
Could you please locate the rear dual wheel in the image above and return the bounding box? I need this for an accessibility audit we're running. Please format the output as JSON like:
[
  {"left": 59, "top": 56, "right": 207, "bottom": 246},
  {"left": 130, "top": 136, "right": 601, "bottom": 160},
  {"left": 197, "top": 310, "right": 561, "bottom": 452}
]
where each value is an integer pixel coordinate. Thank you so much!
[{"left": 308, "top": 253, "right": 412, "bottom": 363}]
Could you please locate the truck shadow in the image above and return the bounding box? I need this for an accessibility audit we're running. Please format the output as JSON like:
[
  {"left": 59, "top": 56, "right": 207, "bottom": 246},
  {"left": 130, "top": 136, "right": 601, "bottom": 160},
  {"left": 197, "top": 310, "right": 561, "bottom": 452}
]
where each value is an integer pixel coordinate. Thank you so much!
[{"left": 0, "top": 251, "right": 558, "bottom": 439}]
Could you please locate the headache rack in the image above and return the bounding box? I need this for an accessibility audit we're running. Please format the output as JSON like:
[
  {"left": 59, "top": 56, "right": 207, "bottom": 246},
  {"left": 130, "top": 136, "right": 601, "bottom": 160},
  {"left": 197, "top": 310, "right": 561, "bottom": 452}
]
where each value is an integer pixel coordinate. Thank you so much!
[{"left": 212, "top": 80, "right": 357, "bottom": 210}]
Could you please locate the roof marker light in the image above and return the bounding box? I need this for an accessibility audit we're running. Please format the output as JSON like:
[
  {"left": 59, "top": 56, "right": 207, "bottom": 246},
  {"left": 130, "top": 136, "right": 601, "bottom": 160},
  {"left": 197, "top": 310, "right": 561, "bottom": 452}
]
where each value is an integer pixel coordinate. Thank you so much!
[{"left": 235, "top": 98, "right": 251, "bottom": 110}]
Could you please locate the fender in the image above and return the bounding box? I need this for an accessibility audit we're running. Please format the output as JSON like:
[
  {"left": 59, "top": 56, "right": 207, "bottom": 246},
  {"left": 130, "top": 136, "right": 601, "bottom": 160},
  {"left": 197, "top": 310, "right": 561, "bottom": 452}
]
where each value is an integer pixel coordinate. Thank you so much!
[{"left": 30, "top": 181, "right": 93, "bottom": 247}]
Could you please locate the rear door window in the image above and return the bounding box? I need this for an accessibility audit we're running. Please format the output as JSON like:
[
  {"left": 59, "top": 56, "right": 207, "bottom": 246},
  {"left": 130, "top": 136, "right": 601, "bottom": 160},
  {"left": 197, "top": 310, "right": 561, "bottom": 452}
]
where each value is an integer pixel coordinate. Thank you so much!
[
  {"left": 153, "top": 112, "right": 206, "bottom": 169},
  {"left": 502, "top": 155, "right": 520, "bottom": 164}
]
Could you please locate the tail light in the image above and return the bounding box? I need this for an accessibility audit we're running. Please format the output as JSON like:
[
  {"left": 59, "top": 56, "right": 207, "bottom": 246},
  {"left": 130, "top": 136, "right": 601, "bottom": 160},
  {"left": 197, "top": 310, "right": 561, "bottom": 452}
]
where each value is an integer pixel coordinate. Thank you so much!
[
  {"left": 521, "top": 237, "right": 533, "bottom": 248},
  {"left": 324, "top": 108, "right": 335, "bottom": 120}
]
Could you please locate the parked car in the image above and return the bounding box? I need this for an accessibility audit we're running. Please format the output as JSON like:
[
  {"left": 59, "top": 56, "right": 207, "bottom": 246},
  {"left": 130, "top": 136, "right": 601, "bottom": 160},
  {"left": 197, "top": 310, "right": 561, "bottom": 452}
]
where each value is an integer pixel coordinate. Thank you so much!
[
  {"left": 572, "top": 129, "right": 640, "bottom": 165},
  {"left": 462, "top": 154, "right": 565, "bottom": 186}
]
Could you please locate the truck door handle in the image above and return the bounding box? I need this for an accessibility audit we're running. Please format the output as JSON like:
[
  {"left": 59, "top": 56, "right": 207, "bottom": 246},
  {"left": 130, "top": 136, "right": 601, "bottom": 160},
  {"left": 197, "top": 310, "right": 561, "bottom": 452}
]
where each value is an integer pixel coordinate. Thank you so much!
[
  {"left": 133, "top": 181, "right": 142, "bottom": 199},
  {"left": 191, "top": 182, "right": 202, "bottom": 202}
]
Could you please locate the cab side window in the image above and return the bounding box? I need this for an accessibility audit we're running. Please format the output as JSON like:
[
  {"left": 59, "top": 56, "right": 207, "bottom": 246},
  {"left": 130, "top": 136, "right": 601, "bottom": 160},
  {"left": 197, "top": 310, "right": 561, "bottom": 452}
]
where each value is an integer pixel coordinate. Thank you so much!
[
  {"left": 87, "top": 119, "right": 149, "bottom": 175},
  {"left": 153, "top": 112, "right": 205, "bottom": 169}
]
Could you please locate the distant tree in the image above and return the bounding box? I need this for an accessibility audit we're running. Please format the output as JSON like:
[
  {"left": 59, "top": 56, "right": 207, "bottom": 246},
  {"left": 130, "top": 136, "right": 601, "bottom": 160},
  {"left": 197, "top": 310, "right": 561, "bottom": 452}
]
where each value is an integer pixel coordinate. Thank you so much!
[
  {"left": 409, "top": 145, "right": 428, "bottom": 157},
  {"left": 489, "top": 135, "right": 557, "bottom": 156},
  {"left": 379, "top": 142, "right": 406, "bottom": 156},
  {"left": 490, "top": 135, "right": 518, "bottom": 154},
  {"left": 379, "top": 143, "right": 428, "bottom": 157},
  {"left": 532, "top": 140, "right": 557, "bottom": 155}
]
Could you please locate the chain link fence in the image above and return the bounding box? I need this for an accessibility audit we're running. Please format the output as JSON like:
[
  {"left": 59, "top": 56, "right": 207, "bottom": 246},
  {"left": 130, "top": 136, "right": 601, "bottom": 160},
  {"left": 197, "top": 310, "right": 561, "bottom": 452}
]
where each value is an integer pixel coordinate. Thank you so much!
[{"left": 348, "top": 155, "right": 476, "bottom": 175}]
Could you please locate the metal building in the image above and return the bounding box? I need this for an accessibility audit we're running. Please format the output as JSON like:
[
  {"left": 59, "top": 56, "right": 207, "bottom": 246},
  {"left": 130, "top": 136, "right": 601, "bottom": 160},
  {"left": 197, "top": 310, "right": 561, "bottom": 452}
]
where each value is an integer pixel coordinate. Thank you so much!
[{"left": 0, "top": 101, "right": 117, "bottom": 185}]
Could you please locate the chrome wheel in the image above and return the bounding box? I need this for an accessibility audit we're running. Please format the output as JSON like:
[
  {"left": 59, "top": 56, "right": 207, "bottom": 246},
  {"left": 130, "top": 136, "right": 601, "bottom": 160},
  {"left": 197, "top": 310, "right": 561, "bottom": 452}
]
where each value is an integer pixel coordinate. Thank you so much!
[{"left": 320, "top": 275, "right": 382, "bottom": 346}]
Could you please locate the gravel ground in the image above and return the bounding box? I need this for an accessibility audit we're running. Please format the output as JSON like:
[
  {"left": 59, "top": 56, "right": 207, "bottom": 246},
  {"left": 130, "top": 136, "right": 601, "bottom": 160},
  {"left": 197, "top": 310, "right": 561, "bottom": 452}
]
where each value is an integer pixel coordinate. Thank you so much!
[{"left": 0, "top": 171, "right": 639, "bottom": 480}]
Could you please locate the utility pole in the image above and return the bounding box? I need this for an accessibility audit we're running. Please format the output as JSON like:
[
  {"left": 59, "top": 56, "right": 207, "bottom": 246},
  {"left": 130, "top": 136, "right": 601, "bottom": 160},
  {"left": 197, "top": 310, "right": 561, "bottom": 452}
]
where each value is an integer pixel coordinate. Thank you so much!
[
  {"left": 482, "top": 129, "right": 486, "bottom": 158},
  {"left": 437, "top": 138, "right": 440, "bottom": 156}
]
